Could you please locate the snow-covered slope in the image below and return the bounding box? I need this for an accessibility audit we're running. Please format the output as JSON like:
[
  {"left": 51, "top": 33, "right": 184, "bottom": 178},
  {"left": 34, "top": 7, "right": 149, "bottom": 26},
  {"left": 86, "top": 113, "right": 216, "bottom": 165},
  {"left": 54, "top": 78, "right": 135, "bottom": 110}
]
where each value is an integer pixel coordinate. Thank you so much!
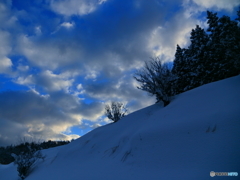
[{"left": 1, "top": 76, "right": 240, "bottom": 180}]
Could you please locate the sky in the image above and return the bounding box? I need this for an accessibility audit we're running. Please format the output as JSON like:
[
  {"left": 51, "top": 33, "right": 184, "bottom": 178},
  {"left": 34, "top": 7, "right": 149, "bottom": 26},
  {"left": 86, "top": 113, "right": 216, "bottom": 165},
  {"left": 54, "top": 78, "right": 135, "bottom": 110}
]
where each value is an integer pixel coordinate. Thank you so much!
[{"left": 0, "top": 0, "right": 239, "bottom": 146}]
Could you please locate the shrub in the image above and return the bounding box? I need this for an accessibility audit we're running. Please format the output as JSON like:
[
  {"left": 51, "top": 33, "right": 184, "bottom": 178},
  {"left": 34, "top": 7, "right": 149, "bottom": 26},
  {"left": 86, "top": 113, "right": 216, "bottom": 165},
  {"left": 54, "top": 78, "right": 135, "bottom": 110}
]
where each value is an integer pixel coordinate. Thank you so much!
[
  {"left": 134, "top": 58, "right": 174, "bottom": 106},
  {"left": 105, "top": 102, "right": 128, "bottom": 122},
  {"left": 11, "top": 146, "right": 45, "bottom": 180}
]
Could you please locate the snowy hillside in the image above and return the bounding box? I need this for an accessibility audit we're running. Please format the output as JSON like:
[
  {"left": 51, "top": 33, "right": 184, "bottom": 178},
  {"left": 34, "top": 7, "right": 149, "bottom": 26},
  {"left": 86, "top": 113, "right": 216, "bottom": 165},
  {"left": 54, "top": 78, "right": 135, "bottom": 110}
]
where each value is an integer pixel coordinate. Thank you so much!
[{"left": 1, "top": 75, "right": 240, "bottom": 180}]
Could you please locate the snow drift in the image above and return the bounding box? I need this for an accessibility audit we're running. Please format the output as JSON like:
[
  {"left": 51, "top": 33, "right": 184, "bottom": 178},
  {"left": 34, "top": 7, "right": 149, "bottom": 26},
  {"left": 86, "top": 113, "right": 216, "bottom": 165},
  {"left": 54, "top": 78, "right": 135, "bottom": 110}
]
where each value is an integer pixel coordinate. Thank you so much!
[{"left": 1, "top": 75, "right": 240, "bottom": 180}]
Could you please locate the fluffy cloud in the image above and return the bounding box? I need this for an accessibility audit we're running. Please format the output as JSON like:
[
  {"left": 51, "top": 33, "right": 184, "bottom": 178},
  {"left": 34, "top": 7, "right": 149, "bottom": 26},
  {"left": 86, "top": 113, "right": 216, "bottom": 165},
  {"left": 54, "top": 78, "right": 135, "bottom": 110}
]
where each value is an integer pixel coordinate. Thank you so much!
[
  {"left": 0, "top": 30, "right": 12, "bottom": 74},
  {"left": 17, "top": 35, "right": 82, "bottom": 70},
  {"left": 147, "top": 11, "right": 199, "bottom": 62},
  {"left": 182, "top": 0, "right": 240, "bottom": 18},
  {"left": 61, "top": 22, "right": 74, "bottom": 28},
  {"left": 83, "top": 73, "right": 155, "bottom": 112},
  {"left": 0, "top": 0, "right": 239, "bottom": 146},
  {"left": 0, "top": 57, "right": 12, "bottom": 74},
  {"left": 0, "top": 90, "right": 105, "bottom": 146},
  {"left": 50, "top": 0, "right": 106, "bottom": 16},
  {"left": 16, "top": 70, "right": 75, "bottom": 92},
  {"left": 13, "top": 0, "right": 191, "bottom": 77},
  {"left": 0, "top": 0, "right": 16, "bottom": 29},
  {"left": 191, "top": 0, "right": 240, "bottom": 12}
]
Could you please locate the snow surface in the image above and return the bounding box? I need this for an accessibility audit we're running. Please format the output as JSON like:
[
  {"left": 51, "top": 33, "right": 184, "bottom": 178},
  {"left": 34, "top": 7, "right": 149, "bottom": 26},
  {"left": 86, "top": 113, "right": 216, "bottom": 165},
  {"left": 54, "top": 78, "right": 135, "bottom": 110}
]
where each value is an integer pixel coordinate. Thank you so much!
[{"left": 1, "top": 75, "right": 240, "bottom": 180}]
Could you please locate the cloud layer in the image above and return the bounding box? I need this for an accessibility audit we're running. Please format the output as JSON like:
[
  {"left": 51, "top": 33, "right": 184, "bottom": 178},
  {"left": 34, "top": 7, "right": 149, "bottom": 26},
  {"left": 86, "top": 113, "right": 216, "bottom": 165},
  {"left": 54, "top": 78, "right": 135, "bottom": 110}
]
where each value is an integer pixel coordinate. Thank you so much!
[{"left": 0, "top": 0, "right": 239, "bottom": 146}]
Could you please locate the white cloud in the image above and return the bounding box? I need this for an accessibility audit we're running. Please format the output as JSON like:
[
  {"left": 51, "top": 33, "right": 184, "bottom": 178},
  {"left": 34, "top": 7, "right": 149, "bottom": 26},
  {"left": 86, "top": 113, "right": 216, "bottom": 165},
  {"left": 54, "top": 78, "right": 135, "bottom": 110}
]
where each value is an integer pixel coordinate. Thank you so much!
[
  {"left": 0, "top": 90, "right": 80, "bottom": 145},
  {"left": 84, "top": 69, "right": 98, "bottom": 80},
  {"left": 83, "top": 74, "right": 155, "bottom": 113},
  {"left": 0, "top": 30, "right": 12, "bottom": 73},
  {"left": 98, "top": 0, "right": 108, "bottom": 4},
  {"left": 182, "top": 0, "right": 240, "bottom": 18},
  {"left": 15, "top": 70, "right": 75, "bottom": 92},
  {"left": 0, "top": 57, "right": 12, "bottom": 73},
  {"left": 77, "top": 84, "right": 83, "bottom": 90},
  {"left": 50, "top": 0, "right": 104, "bottom": 16},
  {"left": 0, "top": 1, "right": 14, "bottom": 29},
  {"left": 1, "top": 0, "right": 239, "bottom": 146},
  {"left": 17, "top": 65, "right": 29, "bottom": 72},
  {"left": 61, "top": 22, "right": 74, "bottom": 28},
  {"left": 147, "top": 11, "right": 197, "bottom": 62},
  {"left": 39, "top": 70, "right": 74, "bottom": 92},
  {"left": 76, "top": 84, "right": 85, "bottom": 95},
  {"left": 0, "top": 90, "right": 104, "bottom": 146},
  {"left": 18, "top": 35, "right": 82, "bottom": 70},
  {"left": 35, "top": 26, "right": 42, "bottom": 35},
  {"left": 16, "top": 75, "right": 34, "bottom": 85},
  {"left": 192, "top": 0, "right": 240, "bottom": 12}
]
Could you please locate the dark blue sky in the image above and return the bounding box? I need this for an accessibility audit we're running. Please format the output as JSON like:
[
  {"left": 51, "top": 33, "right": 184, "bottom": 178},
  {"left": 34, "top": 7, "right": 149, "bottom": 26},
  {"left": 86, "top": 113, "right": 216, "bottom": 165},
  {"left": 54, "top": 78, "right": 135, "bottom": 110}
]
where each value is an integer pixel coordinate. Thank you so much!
[{"left": 0, "top": 0, "right": 239, "bottom": 146}]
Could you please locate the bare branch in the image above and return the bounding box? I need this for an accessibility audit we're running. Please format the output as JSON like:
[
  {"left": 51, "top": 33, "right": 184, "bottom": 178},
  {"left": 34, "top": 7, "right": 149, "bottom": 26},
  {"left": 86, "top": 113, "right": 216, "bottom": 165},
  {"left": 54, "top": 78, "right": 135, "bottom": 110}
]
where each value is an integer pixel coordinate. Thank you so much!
[{"left": 105, "top": 102, "right": 128, "bottom": 122}]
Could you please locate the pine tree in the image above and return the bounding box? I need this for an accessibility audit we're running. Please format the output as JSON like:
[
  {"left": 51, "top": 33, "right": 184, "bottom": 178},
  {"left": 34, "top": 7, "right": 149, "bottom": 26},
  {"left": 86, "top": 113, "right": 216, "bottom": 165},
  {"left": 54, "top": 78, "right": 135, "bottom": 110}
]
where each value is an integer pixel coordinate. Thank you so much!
[
  {"left": 235, "top": 7, "right": 240, "bottom": 22},
  {"left": 206, "top": 11, "right": 240, "bottom": 81},
  {"left": 172, "top": 10, "right": 240, "bottom": 95},
  {"left": 187, "top": 25, "right": 209, "bottom": 88},
  {"left": 172, "top": 45, "right": 192, "bottom": 94},
  {"left": 235, "top": 7, "right": 240, "bottom": 70},
  {"left": 218, "top": 15, "right": 240, "bottom": 77},
  {"left": 205, "top": 11, "right": 221, "bottom": 82},
  {"left": 172, "top": 45, "right": 184, "bottom": 75},
  {"left": 207, "top": 11, "right": 219, "bottom": 34}
]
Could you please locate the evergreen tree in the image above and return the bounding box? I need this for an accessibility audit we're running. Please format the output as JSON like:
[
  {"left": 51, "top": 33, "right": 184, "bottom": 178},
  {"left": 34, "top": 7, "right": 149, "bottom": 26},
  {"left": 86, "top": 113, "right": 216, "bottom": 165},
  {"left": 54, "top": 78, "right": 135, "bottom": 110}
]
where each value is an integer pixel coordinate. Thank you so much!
[
  {"left": 172, "top": 45, "right": 191, "bottom": 94},
  {"left": 235, "top": 7, "right": 240, "bottom": 70},
  {"left": 187, "top": 25, "right": 209, "bottom": 88},
  {"left": 235, "top": 7, "right": 240, "bottom": 22},
  {"left": 171, "top": 10, "right": 240, "bottom": 96},
  {"left": 206, "top": 11, "right": 240, "bottom": 81},
  {"left": 218, "top": 15, "right": 240, "bottom": 77},
  {"left": 205, "top": 11, "right": 221, "bottom": 82},
  {"left": 135, "top": 9, "right": 240, "bottom": 105}
]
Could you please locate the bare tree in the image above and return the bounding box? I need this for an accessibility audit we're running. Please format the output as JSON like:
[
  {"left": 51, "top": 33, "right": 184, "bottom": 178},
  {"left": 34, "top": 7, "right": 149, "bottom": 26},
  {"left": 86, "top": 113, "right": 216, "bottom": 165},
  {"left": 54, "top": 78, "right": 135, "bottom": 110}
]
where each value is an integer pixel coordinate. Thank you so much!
[
  {"left": 105, "top": 102, "right": 128, "bottom": 122},
  {"left": 134, "top": 58, "right": 174, "bottom": 106},
  {"left": 11, "top": 145, "right": 45, "bottom": 180}
]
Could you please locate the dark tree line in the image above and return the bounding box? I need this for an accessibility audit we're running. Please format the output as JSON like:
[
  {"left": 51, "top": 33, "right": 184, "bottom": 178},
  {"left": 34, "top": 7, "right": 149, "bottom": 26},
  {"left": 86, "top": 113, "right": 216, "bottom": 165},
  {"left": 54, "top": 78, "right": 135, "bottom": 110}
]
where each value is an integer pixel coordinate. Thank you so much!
[
  {"left": 135, "top": 9, "right": 240, "bottom": 105},
  {"left": 0, "top": 140, "right": 70, "bottom": 164}
]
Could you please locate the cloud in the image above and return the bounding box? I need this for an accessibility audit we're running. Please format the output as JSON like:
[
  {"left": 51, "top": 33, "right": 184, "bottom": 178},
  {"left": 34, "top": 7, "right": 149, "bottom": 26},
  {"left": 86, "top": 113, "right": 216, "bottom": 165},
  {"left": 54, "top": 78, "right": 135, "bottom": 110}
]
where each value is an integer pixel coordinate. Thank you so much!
[
  {"left": 1, "top": 0, "right": 239, "bottom": 146},
  {"left": 0, "top": 30, "right": 12, "bottom": 74},
  {"left": 0, "top": 90, "right": 104, "bottom": 146},
  {"left": 83, "top": 73, "right": 155, "bottom": 112},
  {"left": 17, "top": 64, "right": 29, "bottom": 72},
  {"left": 182, "top": 0, "right": 240, "bottom": 18},
  {"left": 191, "top": 0, "right": 240, "bottom": 12},
  {"left": 61, "top": 22, "right": 74, "bottom": 28},
  {"left": 14, "top": 0, "right": 190, "bottom": 76},
  {"left": 15, "top": 0, "right": 181, "bottom": 76},
  {"left": 50, "top": 0, "right": 106, "bottom": 16},
  {"left": 17, "top": 35, "right": 73, "bottom": 69},
  {"left": 0, "top": 0, "right": 16, "bottom": 29},
  {"left": 0, "top": 57, "right": 12, "bottom": 74},
  {"left": 16, "top": 70, "right": 75, "bottom": 92},
  {"left": 147, "top": 15, "right": 196, "bottom": 62}
]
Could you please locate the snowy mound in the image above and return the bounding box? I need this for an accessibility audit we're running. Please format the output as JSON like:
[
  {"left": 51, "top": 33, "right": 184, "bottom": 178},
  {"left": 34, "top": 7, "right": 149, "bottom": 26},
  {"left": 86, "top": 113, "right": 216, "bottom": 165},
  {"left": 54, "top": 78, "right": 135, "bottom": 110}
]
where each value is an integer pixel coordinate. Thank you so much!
[{"left": 1, "top": 75, "right": 240, "bottom": 180}]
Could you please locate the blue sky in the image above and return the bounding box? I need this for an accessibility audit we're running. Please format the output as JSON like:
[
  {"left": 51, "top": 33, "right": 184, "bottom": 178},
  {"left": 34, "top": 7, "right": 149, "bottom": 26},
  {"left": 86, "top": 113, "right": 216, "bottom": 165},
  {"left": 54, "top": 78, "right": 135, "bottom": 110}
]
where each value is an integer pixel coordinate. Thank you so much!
[{"left": 0, "top": 0, "right": 239, "bottom": 146}]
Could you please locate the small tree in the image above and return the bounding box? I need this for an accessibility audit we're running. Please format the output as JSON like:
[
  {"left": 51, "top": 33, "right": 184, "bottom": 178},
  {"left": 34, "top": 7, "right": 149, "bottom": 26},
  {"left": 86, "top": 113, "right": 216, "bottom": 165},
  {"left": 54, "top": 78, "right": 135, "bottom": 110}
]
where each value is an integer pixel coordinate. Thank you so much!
[
  {"left": 105, "top": 102, "right": 128, "bottom": 122},
  {"left": 11, "top": 145, "right": 45, "bottom": 180},
  {"left": 134, "top": 58, "right": 174, "bottom": 106}
]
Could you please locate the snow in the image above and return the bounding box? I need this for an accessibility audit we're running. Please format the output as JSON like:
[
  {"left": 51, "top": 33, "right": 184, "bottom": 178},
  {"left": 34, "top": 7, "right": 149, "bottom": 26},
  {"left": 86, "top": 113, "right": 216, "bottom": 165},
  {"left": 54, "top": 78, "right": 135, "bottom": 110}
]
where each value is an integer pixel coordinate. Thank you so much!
[{"left": 1, "top": 75, "right": 240, "bottom": 180}]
